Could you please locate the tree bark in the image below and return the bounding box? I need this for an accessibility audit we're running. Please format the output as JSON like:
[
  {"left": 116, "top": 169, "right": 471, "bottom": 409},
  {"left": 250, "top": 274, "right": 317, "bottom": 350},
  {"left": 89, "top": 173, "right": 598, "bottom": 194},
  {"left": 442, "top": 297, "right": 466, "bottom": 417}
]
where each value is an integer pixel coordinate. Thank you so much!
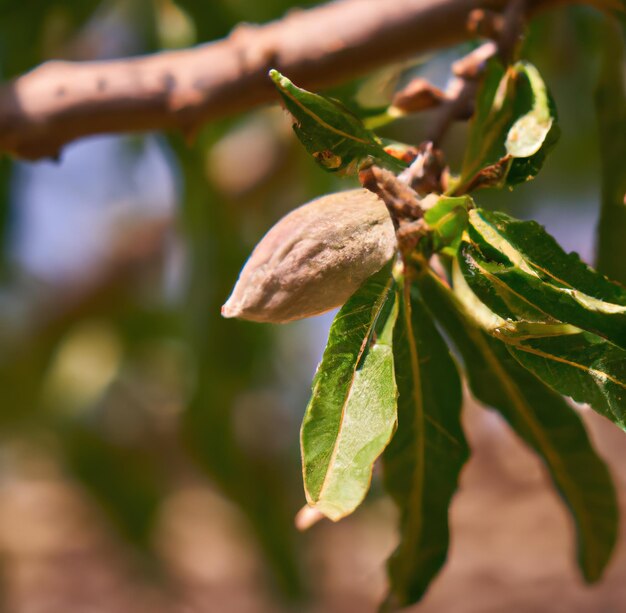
[{"left": 0, "top": 0, "right": 596, "bottom": 160}]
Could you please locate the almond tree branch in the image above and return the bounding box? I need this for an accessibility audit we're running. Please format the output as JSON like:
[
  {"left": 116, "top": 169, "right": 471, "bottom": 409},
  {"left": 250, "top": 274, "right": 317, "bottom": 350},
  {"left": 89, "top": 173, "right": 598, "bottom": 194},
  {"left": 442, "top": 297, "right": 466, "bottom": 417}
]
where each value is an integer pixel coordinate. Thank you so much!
[{"left": 0, "top": 0, "right": 590, "bottom": 160}]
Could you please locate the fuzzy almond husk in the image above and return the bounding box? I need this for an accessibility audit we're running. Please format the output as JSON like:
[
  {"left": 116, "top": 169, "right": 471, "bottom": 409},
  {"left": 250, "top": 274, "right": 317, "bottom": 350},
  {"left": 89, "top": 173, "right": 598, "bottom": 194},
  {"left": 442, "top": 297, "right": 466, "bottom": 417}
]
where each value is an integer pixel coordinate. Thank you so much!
[{"left": 222, "top": 189, "right": 396, "bottom": 323}]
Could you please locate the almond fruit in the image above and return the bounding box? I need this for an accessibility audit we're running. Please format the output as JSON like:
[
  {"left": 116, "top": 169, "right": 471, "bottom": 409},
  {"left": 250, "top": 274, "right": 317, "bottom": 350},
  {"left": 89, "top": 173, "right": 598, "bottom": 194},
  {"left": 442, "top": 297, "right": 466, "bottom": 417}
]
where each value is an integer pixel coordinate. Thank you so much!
[{"left": 222, "top": 189, "right": 396, "bottom": 323}]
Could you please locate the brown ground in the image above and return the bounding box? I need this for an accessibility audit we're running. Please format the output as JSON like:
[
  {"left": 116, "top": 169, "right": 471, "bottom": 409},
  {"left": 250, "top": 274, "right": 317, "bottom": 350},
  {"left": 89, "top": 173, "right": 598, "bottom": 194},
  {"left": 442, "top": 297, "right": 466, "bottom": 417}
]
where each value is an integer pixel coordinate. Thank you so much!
[{"left": 0, "top": 401, "right": 625, "bottom": 613}]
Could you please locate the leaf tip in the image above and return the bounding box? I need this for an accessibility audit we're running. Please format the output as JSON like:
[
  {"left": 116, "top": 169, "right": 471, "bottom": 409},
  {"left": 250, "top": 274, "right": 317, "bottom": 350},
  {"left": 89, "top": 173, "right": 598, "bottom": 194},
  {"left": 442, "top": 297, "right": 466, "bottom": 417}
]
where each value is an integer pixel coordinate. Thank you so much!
[
  {"left": 268, "top": 68, "right": 286, "bottom": 88},
  {"left": 294, "top": 504, "right": 325, "bottom": 531}
]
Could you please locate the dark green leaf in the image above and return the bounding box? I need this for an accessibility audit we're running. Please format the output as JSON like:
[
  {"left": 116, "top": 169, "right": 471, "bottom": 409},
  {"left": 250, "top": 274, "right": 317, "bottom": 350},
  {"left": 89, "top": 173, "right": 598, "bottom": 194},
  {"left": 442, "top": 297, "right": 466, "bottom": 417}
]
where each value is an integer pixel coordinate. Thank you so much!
[
  {"left": 458, "top": 209, "right": 626, "bottom": 350},
  {"left": 455, "top": 61, "right": 559, "bottom": 193},
  {"left": 417, "top": 269, "right": 619, "bottom": 583},
  {"left": 469, "top": 208, "right": 626, "bottom": 303},
  {"left": 451, "top": 254, "right": 577, "bottom": 340},
  {"left": 508, "top": 333, "right": 626, "bottom": 430},
  {"left": 301, "top": 261, "right": 398, "bottom": 521},
  {"left": 270, "top": 70, "right": 405, "bottom": 174},
  {"left": 453, "top": 249, "right": 626, "bottom": 433},
  {"left": 595, "top": 19, "right": 626, "bottom": 285},
  {"left": 382, "top": 279, "right": 469, "bottom": 608}
]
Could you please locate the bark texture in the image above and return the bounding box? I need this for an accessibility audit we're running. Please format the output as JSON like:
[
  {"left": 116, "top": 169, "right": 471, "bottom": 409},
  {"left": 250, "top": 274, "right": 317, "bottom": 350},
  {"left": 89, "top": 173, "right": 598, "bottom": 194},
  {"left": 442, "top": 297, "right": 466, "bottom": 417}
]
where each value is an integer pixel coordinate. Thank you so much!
[{"left": 0, "top": 0, "right": 601, "bottom": 160}]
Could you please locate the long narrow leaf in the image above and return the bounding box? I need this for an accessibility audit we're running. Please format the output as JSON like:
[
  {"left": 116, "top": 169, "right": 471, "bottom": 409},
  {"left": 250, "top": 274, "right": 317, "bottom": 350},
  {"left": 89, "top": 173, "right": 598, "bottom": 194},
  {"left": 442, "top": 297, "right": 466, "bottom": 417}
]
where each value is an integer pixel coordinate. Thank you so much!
[
  {"left": 270, "top": 70, "right": 405, "bottom": 174},
  {"left": 459, "top": 209, "right": 626, "bottom": 350},
  {"left": 455, "top": 61, "right": 559, "bottom": 193},
  {"left": 595, "top": 19, "right": 626, "bottom": 284},
  {"left": 469, "top": 209, "right": 626, "bottom": 304},
  {"left": 301, "top": 261, "right": 398, "bottom": 521},
  {"left": 508, "top": 333, "right": 626, "bottom": 429},
  {"left": 453, "top": 254, "right": 626, "bottom": 432},
  {"left": 417, "top": 269, "right": 619, "bottom": 583},
  {"left": 469, "top": 209, "right": 626, "bottom": 306},
  {"left": 382, "top": 278, "right": 469, "bottom": 608}
]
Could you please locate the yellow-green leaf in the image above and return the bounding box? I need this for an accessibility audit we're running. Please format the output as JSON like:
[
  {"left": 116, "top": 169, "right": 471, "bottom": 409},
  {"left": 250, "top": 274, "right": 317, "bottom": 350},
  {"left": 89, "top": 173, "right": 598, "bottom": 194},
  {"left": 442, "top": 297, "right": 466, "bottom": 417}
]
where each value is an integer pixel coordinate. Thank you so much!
[{"left": 301, "top": 262, "right": 398, "bottom": 521}]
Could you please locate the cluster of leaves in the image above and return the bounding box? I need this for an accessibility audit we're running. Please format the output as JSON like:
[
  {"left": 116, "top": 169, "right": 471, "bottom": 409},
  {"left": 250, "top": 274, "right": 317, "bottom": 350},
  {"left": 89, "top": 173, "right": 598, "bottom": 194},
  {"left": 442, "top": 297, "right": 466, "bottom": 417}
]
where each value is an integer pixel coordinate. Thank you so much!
[{"left": 270, "top": 33, "right": 625, "bottom": 609}]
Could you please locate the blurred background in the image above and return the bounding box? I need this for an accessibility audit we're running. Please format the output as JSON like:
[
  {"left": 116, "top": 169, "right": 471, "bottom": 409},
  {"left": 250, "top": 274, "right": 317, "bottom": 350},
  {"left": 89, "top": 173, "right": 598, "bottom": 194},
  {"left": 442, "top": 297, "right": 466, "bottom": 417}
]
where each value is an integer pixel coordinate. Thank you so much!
[{"left": 0, "top": 1, "right": 625, "bottom": 611}]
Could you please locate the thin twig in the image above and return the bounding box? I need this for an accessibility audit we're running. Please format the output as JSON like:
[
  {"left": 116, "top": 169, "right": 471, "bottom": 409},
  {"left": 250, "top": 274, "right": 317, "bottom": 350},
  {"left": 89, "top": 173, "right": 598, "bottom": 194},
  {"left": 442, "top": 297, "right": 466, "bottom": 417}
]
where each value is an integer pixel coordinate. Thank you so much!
[
  {"left": 359, "top": 164, "right": 428, "bottom": 255},
  {"left": 498, "top": 0, "right": 528, "bottom": 64},
  {"left": 427, "top": 41, "right": 498, "bottom": 145},
  {"left": 427, "top": 0, "right": 530, "bottom": 146},
  {"left": 398, "top": 142, "right": 447, "bottom": 195}
]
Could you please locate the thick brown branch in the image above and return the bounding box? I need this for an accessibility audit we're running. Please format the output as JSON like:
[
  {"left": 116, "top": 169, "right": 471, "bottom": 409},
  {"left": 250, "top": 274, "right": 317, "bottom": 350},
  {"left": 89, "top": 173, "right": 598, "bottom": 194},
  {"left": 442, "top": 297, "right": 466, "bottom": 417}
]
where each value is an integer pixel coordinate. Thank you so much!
[{"left": 0, "top": 0, "right": 580, "bottom": 160}]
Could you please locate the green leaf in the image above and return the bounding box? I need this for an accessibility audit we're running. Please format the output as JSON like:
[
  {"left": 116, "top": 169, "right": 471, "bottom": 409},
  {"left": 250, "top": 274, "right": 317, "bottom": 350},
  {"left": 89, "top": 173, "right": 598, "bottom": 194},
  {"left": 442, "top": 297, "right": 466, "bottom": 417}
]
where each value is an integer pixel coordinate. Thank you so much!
[
  {"left": 424, "top": 194, "right": 472, "bottom": 257},
  {"left": 451, "top": 255, "right": 578, "bottom": 340},
  {"left": 301, "top": 261, "right": 398, "bottom": 521},
  {"left": 469, "top": 208, "right": 626, "bottom": 303},
  {"left": 458, "top": 209, "right": 626, "bottom": 350},
  {"left": 504, "top": 62, "right": 552, "bottom": 157},
  {"left": 453, "top": 249, "right": 626, "bottom": 435},
  {"left": 504, "top": 63, "right": 560, "bottom": 186},
  {"left": 455, "top": 61, "right": 559, "bottom": 193},
  {"left": 595, "top": 19, "right": 626, "bottom": 285},
  {"left": 416, "top": 269, "right": 619, "bottom": 583},
  {"left": 460, "top": 59, "right": 507, "bottom": 181},
  {"left": 270, "top": 70, "right": 405, "bottom": 174},
  {"left": 382, "top": 278, "right": 469, "bottom": 608},
  {"left": 508, "top": 333, "right": 626, "bottom": 430}
]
